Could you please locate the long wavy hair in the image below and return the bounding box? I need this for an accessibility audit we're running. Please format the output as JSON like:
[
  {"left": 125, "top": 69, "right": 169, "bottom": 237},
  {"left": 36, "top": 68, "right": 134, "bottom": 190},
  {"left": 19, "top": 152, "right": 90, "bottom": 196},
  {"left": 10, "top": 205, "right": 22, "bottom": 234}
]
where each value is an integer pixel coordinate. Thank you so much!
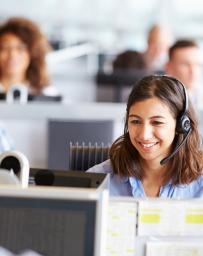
[
  {"left": 110, "top": 75, "right": 203, "bottom": 185},
  {"left": 0, "top": 17, "right": 50, "bottom": 91}
]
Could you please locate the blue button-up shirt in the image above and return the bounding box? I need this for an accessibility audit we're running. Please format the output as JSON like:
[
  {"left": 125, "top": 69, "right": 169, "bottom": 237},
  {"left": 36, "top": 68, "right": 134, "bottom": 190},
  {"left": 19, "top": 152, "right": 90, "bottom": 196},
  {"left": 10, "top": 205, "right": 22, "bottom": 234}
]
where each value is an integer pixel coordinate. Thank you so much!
[{"left": 87, "top": 160, "right": 203, "bottom": 198}]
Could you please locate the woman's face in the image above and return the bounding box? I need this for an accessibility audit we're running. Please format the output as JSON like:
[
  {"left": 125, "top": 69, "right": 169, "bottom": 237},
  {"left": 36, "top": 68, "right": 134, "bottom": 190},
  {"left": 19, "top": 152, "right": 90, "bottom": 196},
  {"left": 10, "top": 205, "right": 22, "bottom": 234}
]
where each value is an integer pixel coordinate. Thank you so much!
[
  {"left": 128, "top": 97, "right": 176, "bottom": 165},
  {"left": 0, "top": 33, "right": 30, "bottom": 79}
]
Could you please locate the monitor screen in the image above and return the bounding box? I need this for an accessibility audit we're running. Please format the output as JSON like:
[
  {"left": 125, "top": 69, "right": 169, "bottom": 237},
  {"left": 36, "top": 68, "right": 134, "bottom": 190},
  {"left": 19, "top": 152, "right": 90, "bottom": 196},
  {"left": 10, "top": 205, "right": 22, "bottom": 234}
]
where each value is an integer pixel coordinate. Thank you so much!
[{"left": 0, "top": 187, "right": 108, "bottom": 256}]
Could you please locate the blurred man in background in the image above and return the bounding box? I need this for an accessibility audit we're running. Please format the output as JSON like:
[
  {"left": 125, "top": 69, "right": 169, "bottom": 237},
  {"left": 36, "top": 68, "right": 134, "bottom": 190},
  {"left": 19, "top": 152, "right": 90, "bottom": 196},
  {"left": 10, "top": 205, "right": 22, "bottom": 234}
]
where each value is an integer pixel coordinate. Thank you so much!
[
  {"left": 113, "top": 24, "right": 173, "bottom": 73},
  {"left": 165, "top": 39, "right": 202, "bottom": 108},
  {"left": 143, "top": 24, "right": 173, "bottom": 71}
]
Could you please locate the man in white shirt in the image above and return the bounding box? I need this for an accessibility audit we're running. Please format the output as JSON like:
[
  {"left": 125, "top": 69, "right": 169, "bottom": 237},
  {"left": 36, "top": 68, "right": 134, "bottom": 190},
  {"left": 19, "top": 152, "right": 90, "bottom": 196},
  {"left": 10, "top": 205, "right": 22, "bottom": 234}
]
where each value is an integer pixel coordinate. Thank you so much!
[
  {"left": 143, "top": 24, "right": 173, "bottom": 71},
  {"left": 165, "top": 39, "right": 203, "bottom": 109}
]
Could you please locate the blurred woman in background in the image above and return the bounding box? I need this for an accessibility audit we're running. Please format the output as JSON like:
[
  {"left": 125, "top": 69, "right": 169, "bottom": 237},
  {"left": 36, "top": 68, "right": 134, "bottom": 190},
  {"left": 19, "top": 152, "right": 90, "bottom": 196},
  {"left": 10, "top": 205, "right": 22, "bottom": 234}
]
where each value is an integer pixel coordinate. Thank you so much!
[{"left": 0, "top": 16, "right": 56, "bottom": 96}]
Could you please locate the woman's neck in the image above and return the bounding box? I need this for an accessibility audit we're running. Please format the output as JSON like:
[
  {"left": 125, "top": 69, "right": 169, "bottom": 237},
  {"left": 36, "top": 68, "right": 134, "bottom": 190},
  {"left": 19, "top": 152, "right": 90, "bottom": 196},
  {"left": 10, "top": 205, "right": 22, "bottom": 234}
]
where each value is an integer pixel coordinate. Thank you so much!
[{"left": 141, "top": 159, "right": 169, "bottom": 197}]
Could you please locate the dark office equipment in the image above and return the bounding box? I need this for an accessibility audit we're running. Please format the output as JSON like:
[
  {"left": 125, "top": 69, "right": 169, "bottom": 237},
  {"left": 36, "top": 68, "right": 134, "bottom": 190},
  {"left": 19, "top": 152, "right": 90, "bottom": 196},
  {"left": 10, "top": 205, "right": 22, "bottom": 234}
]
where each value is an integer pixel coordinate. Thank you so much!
[
  {"left": 29, "top": 168, "right": 108, "bottom": 188},
  {"left": 0, "top": 92, "right": 62, "bottom": 102},
  {"left": 96, "top": 69, "right": 165, "bottom": 102},
  {"left": 96, "top": 70, "right": 147, "bottom": 102},
  {"left": 0, "top": 156, "right": 21, "bottom": 176},
  {"left": 0, "top": 186, "right": 107, "bottom": 256},
  {"left": 48, "top": 119, "right": 113, "bottom": 170},
  {"left": 27, "top": 94, "right": 62, "bottom": 102},
  {"left": 0, "top": 93, "right": 6, "bottom": 100},
  {"left": 69, "top": 142, "right": 110, "bottom": 171}
]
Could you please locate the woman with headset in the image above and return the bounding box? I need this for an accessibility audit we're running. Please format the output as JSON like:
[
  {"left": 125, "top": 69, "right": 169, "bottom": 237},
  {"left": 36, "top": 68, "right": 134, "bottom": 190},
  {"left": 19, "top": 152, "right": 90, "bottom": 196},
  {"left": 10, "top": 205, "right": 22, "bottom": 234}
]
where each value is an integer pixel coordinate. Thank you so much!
[{"left": 88, "top": 75, "right": 203, "bottom": 198}]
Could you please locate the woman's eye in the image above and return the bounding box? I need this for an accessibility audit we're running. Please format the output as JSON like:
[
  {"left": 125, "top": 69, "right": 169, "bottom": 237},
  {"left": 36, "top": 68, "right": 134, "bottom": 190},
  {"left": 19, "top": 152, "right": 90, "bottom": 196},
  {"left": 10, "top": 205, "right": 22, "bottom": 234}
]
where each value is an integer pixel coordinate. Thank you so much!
[
  {"left": 130, "top": 119, "right": 141, "bottom": 124},
  {"left": 152, "top": 121, "right": 164, "bottom": 125}
]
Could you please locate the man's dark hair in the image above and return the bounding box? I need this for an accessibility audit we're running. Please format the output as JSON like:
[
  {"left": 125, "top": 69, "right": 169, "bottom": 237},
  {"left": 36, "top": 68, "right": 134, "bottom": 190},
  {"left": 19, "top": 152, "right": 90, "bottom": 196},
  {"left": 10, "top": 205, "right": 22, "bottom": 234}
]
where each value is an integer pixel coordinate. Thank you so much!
[{"left": 169, "top": 39, "right": 198, "bottom": 60}]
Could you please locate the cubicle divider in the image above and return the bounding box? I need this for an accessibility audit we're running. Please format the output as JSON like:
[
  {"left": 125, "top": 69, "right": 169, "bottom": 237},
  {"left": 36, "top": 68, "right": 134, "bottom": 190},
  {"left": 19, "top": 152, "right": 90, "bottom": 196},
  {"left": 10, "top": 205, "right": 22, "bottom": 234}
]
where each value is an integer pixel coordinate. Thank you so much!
[
  {"left": 48, "top": 119, "right": 114, "bottom": 170},
  {"left": 0, "top": 102, "right": 125, "bottom": 168}
]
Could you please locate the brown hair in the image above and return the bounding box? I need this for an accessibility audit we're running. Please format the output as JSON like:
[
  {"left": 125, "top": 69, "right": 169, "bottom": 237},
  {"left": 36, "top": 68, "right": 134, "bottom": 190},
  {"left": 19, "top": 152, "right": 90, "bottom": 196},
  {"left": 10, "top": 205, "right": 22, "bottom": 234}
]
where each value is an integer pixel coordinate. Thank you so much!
[
  {"left": 113, "top": 50, "right": 146, "bottom": 71},
  {"left": 110, "top": 75, "right": 203, "bottom": 185},
  {"left": 0, "top": 16, "right": 51, "bottom": 91},
  {"left": 169, "top": 39, "right": 198, "bottom": 60}
]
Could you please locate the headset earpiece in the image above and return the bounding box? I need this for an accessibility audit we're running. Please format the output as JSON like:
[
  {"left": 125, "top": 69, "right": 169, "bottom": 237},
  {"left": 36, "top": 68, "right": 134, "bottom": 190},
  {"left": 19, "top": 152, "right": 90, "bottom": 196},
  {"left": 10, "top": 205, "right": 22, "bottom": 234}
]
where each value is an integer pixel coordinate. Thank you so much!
[
  {"left": 158, "top": 75, "right": 192, "bottom": 165},
  {"left": 176, "top": 114, "right": 191, "bottom": 134},
  {"left": 161, "top": 75, "right": 191, "bottom": 134},
  {"left": 174, "top": 77, "right": 191, "bottom": 134}
]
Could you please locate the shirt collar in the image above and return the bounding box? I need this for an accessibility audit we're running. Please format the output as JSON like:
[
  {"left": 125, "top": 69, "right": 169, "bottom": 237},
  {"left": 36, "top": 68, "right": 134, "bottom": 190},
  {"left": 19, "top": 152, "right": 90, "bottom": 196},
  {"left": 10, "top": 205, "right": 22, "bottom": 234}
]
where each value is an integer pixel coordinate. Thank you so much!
[{"left": 129, "top": 176, "right": 145, "bottom": 197}]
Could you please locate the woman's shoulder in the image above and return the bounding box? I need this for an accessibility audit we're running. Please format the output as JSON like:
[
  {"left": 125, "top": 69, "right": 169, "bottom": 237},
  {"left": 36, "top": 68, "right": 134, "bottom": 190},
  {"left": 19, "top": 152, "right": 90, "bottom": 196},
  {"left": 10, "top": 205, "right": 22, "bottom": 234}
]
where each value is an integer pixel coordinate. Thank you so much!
[
  {"left": 188, "top": 174, "right": 203, "bottom": 197},
  {"left": 86, "top": 159, "right": 113, "bottom": 174},
  {"left": 195, "top": 173, "right": 203, "bottom": 185},
  {"left": 192, "top": 173, "right": 203, "bottom": 184}
]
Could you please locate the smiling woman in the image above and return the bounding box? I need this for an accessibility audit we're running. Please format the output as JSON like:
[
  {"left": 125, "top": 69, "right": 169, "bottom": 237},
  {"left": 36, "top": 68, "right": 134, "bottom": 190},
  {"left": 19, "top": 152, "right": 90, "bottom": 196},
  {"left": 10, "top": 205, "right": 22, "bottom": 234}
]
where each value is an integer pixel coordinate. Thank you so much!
[
  {"left": 0, "top": 33, "right": 30, "bottom": 91},
  {"left": 87, "top": 75, "right": 203, "bottom": 198},
  {"left": 127, "top": 97, "right": 176, "bottom": 166},
  {"left": 0, "top": 17, "right": 54, "bottom": 95}
]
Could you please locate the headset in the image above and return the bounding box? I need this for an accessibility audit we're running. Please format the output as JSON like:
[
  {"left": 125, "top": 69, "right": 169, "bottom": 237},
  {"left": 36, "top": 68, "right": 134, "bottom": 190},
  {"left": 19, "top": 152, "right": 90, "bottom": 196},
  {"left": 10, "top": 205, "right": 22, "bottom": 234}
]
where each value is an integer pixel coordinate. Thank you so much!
[{"left": 159, "top": 75, "right": 191, "bottom": 165}]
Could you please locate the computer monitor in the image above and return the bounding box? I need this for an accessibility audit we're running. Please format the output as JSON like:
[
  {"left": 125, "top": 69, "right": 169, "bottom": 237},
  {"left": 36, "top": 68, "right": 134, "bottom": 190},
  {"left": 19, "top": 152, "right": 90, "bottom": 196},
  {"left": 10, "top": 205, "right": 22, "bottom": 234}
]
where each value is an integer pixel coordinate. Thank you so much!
[{"left": 0, "top": 186, "right": 108, "bottom": 256}]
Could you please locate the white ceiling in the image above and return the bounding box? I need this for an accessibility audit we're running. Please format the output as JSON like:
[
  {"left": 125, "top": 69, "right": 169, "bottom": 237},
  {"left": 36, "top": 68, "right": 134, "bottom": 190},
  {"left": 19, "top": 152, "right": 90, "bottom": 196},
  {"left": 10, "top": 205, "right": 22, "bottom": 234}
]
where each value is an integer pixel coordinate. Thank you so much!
[{"left": 1, "top": 0, "right": 203, "bottom": 50}]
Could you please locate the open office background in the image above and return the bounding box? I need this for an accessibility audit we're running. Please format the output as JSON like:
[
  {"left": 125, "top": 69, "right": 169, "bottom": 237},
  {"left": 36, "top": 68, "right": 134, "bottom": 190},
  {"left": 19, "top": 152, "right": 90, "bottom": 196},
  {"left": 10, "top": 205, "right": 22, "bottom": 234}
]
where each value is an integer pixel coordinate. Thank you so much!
[
  {"left": 1, "top": 0, "right": 203, "bottom": 103},
  {"left": 1, "top": 1, "right": 203, "bottom": 168}
]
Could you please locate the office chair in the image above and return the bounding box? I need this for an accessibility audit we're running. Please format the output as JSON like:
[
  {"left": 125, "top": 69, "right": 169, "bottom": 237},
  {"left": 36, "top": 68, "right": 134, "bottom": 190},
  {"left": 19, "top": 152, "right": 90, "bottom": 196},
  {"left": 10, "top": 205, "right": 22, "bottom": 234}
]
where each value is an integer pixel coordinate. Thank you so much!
[{"left": 69, "top": 142, "right": 111, "bottom": 171}]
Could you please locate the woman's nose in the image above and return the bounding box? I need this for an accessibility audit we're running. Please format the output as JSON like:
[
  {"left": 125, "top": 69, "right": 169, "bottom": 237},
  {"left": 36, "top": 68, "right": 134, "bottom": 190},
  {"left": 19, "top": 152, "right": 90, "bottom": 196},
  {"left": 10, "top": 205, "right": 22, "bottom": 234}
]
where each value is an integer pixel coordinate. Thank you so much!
[{"left": 138, "top": 124, "right": 153, "bottom": 140}]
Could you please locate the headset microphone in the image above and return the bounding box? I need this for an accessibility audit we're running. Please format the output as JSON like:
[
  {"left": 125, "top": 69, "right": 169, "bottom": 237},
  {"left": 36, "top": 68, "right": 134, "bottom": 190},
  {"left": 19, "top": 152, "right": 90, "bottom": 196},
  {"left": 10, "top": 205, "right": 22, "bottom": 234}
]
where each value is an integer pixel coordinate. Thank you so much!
[
  {"left": 159, "top": 75, "right": 191, "bottom": 165},
  {"left": 160, "top": 129, "right": 191, "bottom": 165}
]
